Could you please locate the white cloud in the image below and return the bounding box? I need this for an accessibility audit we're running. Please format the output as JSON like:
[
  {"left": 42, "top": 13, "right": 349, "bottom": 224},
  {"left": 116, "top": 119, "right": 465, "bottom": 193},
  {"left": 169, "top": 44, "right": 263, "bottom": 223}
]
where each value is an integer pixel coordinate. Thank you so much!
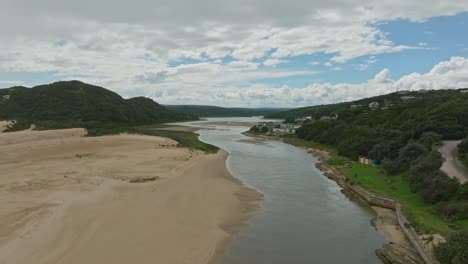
[
  {"left": 310, "top": 61, "right": 321, "bottom": 65},
  {"left": 263, "top": 59, "right": 288, "bottom": 67},
  {"left": 0, "top": 1, "right": 467, "bottom": 106},
  {"left": 150, "top": 57, "right": 468, "bottom": 107}
]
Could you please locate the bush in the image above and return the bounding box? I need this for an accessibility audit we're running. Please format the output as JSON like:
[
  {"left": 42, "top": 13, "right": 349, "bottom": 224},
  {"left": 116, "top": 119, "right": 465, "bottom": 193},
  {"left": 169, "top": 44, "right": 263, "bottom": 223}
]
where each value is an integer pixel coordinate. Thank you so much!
[
  {"left": 457, "top": 183, "right": 468, "bottom": 201},
  {"left": 434, "top": 231, "right": 468, "bottom": 264},
  {"left": 417, "top": 131, "right": 443, "bottom": 149},
  {"left": 407, "top": 151, "right": 444, "bottom": 192},
  {"left": 420, "top": 171, "right": 459, "bottom": 204},
  {"left": 382, "top": 158, "right": 401, "bottom": 175},
  {"left": 398, "top": 141, "right": 428, "bottom": 169},
  {"left": 437, "top": 201, "right": 468, "bottom": 221}
]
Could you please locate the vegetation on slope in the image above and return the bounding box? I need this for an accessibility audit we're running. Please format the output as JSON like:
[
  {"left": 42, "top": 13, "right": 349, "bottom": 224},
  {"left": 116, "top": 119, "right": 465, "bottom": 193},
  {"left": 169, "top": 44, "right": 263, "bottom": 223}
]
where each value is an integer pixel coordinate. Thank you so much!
[
  {"left": 266, "top": 89, "right": 468, "bottom": 263},
  {"left": 459, "top": 138, "right": 468, "bottom": 169},
  {"left": 0, "top": 81, "right": 196, "bottom": 131},
  {"left": 134, "top": 125, "right": 219, "bottom": 154},
  {"left": 165, "top": 105, "right": 289, "bottom": 117}
]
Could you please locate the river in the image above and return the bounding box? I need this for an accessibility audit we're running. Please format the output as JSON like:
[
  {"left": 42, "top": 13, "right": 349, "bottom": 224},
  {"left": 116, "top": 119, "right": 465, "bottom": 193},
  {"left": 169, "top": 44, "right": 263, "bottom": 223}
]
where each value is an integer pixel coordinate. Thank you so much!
[{"left": 178, "top": 117, "right": 386, "bottom": 264}]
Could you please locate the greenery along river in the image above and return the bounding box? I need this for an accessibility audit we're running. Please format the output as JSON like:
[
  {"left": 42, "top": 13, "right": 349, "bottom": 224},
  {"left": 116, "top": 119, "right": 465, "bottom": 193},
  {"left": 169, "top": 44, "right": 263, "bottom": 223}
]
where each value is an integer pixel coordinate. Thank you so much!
[{"left": 178, "top": 117, "right": 386, "bottom": 264}]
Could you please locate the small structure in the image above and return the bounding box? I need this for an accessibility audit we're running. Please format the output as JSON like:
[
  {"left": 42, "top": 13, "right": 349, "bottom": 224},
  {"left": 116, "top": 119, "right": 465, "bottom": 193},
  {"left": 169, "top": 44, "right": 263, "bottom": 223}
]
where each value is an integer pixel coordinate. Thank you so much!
[
  {"left": 350, "top": 104, "right": 362, "bottom": 109},
  {"left": 359, "top": 156, "right": 379, "bottom": 166},
  {"left": 401, "top": 96, "right": 415, "bottom": 102},
  {"left": 369, "top": 102, "right": 380, "bottom": 110},
  {"left": 461, "top": 90, "right": 468, "bottom": 94},
  {"left": 359, "top": 157, "right": 373, "bottom": 165},
  {"left": 296, "top": 116, "right": 312, "bottom": 123},
  {"left": 398, "top": 90, "right": 411, "bottom": 95}
]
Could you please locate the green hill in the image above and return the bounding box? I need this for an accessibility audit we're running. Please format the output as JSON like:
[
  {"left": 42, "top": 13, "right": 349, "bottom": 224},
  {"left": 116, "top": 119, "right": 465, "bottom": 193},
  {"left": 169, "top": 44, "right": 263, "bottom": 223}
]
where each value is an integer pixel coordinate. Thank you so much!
[
  {"left": 267, "top": 89, "right": 468, "bottom": 159},
  {"left": 0, "top": 81, "right": 196, "bottom": 132},
  {"left": 165, "top": 105, "right": 289, "bottom": 117}
]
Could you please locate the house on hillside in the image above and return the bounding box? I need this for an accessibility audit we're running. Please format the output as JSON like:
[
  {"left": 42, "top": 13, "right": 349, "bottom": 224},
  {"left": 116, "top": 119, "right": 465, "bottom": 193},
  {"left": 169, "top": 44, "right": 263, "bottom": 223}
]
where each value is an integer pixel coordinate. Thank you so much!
[
  {"left": 296, "top": 116, "right": 312, "bottom": 123},
  {"left": 350, "top": 104, "right": 362, "bottom": 109},
  {"left": 398, "top": 90, "right": 411, "bottom": 95},
  {"left": 461, "top": 90, "right": 468, "bottom": 94},
  {"left": 369, "top": 102, "right": 380, "bottom": 110},
  {"left": 401, "top": 96, "right": 415, "bottom": 102}
]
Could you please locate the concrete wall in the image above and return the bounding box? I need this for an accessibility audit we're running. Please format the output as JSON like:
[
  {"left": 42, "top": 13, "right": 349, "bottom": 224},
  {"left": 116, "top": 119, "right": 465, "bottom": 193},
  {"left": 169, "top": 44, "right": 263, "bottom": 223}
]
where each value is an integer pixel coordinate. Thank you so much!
[{"left": 346, "top": 183, "right": 436, "bottom": 264}]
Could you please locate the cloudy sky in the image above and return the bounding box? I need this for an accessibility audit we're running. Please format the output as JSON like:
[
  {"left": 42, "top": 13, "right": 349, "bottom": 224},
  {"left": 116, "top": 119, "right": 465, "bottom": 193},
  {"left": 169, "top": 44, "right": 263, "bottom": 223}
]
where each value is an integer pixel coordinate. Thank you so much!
[{"left": 1, "top": 1, "right": 468, "bottom": 107}]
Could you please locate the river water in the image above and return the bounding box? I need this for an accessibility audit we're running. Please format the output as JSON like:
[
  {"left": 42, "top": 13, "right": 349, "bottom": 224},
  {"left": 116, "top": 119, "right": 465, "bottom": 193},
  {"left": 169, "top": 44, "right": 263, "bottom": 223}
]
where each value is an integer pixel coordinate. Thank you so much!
[{"left": 178, "top": 117, "right": 385, "bottom": 264}]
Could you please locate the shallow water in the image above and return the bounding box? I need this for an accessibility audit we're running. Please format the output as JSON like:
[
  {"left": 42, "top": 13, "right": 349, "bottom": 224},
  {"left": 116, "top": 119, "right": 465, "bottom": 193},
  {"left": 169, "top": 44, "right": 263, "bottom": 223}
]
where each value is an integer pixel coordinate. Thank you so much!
[{"left": 179, "top": 117, "right": 385, "bottom": 264}]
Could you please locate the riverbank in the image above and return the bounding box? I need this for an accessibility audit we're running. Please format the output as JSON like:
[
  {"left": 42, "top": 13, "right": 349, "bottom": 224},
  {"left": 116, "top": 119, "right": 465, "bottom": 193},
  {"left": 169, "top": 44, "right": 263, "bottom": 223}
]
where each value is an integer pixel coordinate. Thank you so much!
[
  {"left": 0, "top": 128, "right": 260, "bottom": 264},
  {"left": 243, "top": 132, "right": 425, "bottom": 263},
  {"left": 304, "top": 148, "right": 429, "bottom": 264}
]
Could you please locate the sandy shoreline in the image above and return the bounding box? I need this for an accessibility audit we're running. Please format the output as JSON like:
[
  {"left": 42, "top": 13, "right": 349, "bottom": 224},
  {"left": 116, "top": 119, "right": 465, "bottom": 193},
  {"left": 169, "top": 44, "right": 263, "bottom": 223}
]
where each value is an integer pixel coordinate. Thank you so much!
[{"left": 0, "top": 128, "right": 260, "bottom": 264}]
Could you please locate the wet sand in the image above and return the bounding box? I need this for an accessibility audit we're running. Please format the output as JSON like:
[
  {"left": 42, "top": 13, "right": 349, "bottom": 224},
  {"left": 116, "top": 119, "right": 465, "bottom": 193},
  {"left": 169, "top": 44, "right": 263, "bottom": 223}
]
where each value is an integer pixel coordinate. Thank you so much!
[{"left": 0, "top": 128, "right": 259, "bottom": 264}]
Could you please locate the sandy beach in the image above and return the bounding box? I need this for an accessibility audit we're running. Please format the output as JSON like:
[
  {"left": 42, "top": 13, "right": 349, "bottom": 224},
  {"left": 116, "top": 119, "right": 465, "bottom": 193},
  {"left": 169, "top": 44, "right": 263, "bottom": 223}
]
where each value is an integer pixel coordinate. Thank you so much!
[{"left": 0, "top": 128, "right": 260, "bottom": 264}]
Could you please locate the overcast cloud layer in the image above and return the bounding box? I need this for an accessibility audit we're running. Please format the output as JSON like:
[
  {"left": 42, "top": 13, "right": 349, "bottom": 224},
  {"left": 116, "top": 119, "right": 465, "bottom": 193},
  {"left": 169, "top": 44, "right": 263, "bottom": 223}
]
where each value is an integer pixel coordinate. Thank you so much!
[{"left": 1, "top": 0, "right": 468, "bottom": 107}]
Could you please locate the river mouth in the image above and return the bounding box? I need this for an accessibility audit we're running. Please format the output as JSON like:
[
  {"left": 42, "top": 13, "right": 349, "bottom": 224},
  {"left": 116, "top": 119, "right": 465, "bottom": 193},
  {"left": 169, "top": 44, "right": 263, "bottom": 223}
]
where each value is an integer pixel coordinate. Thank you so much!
[{"left": 178, "top": 117, "right": 386, "bottom": 264}]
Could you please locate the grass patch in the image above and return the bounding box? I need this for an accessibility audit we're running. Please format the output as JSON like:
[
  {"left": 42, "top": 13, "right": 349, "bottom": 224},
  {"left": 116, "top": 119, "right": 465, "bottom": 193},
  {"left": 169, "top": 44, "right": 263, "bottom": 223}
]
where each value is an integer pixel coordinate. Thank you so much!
[
  {"left": 344, "top": 163, "right": 468, "bottom": 236},
  {"left": 135, "top": 127, "right": 219, "bottom": 154}
]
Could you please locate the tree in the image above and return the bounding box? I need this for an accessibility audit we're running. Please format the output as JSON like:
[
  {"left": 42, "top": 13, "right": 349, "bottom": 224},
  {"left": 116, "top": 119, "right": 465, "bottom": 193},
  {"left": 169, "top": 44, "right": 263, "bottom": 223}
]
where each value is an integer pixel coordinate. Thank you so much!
[
  {"left": 417, "top": 131, "right": 442, "bottom": 149},
  {"left": 434, "top": 231, "right": 468, "bottom": 264},
  {"left": 398, "top": 141, "right": 428, "bottom": 169}
]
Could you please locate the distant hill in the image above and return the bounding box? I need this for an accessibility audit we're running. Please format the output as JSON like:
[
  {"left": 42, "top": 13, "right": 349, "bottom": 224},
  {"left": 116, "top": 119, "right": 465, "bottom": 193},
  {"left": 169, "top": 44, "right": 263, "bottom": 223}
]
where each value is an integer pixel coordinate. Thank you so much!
[
  {"left": 0, "top": 81, "right": 196, "bottom": 131},
  {"left": 268, "top": 89, "right": 468, "bottom": 159},
  {"left": 165, "top": 105, "right": 290, "bottom": 117}
]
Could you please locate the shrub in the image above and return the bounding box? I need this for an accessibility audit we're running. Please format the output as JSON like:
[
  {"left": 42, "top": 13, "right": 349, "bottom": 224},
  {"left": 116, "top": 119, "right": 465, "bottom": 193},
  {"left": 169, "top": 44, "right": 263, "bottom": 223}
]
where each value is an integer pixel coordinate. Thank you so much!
[
  {"left": 398, "top": 141, "right": 429, "bottom": 170},
  {"left": 437, "top": 201, "right": 468, "bottom": 221},
  {"left": 382, "top": 158, "right": 401, "bottom": 175},
  {"left": 434, "top": 231, "right": 468, "bottom": 264},
  {"left": 417, "top": 131, "right": 443, "bottom": 149},
  {"left": 407, "top": 151, "right": 444, "bottom": 192},
  {"left": 420, "top": 171, "right": 459, "bottom": 204}
]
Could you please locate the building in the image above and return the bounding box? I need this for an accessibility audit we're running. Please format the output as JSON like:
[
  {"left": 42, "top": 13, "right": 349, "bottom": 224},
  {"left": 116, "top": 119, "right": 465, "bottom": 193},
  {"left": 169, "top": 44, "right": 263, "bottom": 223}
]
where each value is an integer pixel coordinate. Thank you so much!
[
  {"left": 350, "top": 104, "right": 362, "bottom": 109},
  {"left": 296, "top": 116, "right": 312, "bottom": 123},
  {"left": 397, "top": 90, "right": 411, "bottom": 95},
  {"left": 461, "top": 90, "right": 468, "bottom": 94},
  {"left": 401, "top": 96, "right": 415, "bottom": 102},
  {"left": 369, "top": 102, "right": 380, "bottom": 110}
]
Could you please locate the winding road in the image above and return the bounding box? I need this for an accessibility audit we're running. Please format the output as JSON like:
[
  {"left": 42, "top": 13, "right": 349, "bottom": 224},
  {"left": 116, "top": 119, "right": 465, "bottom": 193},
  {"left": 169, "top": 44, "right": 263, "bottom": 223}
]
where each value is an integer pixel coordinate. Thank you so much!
[{"left": 439, "top": 140, "right": 468, "bottom": 184}]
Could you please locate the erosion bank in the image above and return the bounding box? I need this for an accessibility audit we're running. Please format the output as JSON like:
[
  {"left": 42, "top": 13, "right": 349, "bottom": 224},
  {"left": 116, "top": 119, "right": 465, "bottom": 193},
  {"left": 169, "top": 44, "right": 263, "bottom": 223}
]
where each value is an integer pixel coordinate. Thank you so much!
[{"left": 0, "top": 128, "right": 260, "bottom": 264}]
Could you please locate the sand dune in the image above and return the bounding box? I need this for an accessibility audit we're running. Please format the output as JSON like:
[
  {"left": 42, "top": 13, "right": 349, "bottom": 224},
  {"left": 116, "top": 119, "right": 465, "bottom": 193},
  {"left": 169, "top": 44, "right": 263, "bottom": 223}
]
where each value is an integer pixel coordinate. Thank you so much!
[{"left": 0, "top": 129, "right": 259, "bottom": 264}]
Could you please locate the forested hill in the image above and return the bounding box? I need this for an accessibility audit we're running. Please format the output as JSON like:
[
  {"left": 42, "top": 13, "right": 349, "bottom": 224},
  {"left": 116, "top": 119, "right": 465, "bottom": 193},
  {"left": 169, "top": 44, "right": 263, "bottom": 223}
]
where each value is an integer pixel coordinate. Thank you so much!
[
  {"left": 165, "top": 105, "right": 289, "bottom": 117},
  {"left": 0, "top": 81, "right": 196, "bottom": 130},
  {"left": 273, "top": 89, "right": 468, "bottom": 159}
]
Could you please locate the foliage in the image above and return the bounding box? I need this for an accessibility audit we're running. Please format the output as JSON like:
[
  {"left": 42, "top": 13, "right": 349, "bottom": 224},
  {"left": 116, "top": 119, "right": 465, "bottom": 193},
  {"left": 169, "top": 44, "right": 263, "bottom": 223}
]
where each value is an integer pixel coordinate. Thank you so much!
[
  {"left": 407, "top": 150, "right": 445, "bottom": 192},
  {"left": 437, "top": 202, "right": 468, "bottom": 222},
  {"left": 434, "top": 231, "right": 468, "bottom": 264},
  {"left": 459, "top": 138, "right": 468, "bottom": 169},
  {"left": 165, "top": 105, "right": 289, "bottom": 117},
  {"left": 345, "top": 163, "right": 468, "bottom": 236},
  {"left": 134, "top": 128, "right": 219, "bottom": 154},
  {"left": 280, "top": 89, "right": 468, "bottom": 159},
  {"left": 0, "top": 81, "right": 197, "bottom": 131}
]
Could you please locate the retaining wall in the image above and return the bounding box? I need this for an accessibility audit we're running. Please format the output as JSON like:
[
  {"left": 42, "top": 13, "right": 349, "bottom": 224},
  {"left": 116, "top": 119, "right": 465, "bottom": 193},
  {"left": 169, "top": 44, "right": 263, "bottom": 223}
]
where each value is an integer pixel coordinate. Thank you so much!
[{"left": 345, "top": 183, "right": 435, "bottom": 264}]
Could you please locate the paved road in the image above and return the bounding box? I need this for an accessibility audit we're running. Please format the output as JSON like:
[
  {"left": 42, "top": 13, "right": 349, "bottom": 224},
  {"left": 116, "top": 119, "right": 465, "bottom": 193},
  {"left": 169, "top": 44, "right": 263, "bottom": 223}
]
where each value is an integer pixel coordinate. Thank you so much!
[{"left": 439, "top": 140, "right": 468, "bottom": 184}]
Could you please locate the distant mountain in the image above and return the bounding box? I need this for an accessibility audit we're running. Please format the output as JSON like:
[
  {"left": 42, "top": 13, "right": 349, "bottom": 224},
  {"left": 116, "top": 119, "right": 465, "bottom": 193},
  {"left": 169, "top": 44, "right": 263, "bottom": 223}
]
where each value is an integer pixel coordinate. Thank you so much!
[
  {"left": 165, "top": 105, "right": 290, "bottom": 117},
  {"left": 0, "top": 81, "right": 196, "bottom": 130}
]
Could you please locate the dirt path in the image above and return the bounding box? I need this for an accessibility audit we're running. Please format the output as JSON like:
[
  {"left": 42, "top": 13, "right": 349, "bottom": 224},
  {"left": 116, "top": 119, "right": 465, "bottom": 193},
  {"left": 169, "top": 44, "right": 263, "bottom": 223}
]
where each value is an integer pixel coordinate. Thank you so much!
[{"left": 439, "top": 140, "right": 468, "bottom": 184}]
